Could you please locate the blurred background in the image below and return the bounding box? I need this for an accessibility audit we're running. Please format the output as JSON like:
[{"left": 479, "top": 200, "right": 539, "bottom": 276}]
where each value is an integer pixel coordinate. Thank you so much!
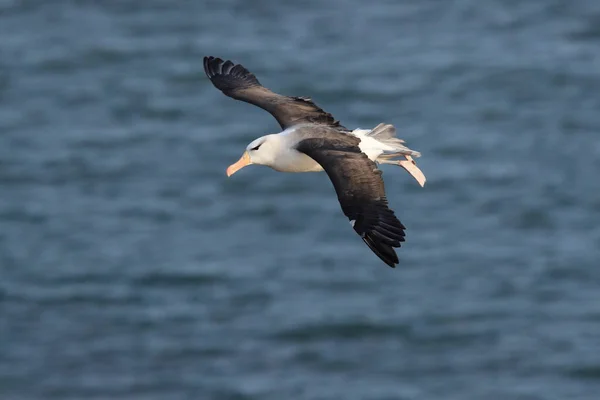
[{"left": 1, "top": 0, "right": 599, "bottom": 399}]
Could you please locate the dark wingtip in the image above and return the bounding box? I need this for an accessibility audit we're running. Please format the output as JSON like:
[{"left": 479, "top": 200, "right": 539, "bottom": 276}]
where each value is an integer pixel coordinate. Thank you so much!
[
  {"left": 363, "top": 235, "right": 399, "bottom": 268},
  {"left": 203, "top": 56, "right": 223, "bottom": 79},
  {"left": 359, "top": 206, "right": 406, "bottom": 268},
  {"left": 203, "top": 56, "right": 261, "bottom": 91}
]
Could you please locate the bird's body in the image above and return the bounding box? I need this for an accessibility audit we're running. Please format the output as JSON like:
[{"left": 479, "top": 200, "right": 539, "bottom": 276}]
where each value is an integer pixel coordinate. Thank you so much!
[
  {"left": 204, "top": 56, "right": 426, "bottom": 268},
  {"left": 261, "top": 124, "right": 422, "bottom": 174}
]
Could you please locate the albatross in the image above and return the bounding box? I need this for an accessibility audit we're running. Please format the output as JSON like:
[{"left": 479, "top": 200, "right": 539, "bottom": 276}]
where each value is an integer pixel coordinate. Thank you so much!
[{"left": 204, "top": 56, "right": 426, "bottom": 268}]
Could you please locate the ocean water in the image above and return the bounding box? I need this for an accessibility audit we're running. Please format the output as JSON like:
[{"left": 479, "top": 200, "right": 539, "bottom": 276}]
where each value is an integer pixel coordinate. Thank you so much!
[{"left": 1, "top": 1, "right": 600, "bottom": 399}]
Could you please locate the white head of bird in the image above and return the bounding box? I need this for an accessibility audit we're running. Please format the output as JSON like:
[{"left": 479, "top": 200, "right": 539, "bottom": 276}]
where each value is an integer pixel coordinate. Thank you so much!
[
  {"left": 226, "top": 132, "right": 323, "bottom": 175},
  {"left": 226, "top": 135, "right": 280, "bottom": 177}
]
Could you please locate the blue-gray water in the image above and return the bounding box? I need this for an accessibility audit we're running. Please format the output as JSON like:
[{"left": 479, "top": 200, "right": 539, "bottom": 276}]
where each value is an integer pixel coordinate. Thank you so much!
[{"left": 1, "top": 1, "right": 600, "bottom": 399}]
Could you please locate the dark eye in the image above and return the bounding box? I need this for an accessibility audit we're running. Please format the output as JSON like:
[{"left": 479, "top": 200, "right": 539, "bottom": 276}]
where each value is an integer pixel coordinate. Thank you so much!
[{"left": 250, "top": 144, "right": 261, "bottom": 151}]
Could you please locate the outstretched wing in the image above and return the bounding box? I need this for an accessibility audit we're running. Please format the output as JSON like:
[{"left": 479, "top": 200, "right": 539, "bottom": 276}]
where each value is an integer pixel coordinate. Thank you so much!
[
  {"left": 203, "top": 56, "right": 344, "bottom": 130},
  {"left": 296, "top": 134, "right": 406, "bottom": 268}
]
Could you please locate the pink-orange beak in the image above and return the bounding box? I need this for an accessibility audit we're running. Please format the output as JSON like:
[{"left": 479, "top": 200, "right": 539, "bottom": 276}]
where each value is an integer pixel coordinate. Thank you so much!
[{"left": 226, "top": 151, "right": 251, "bottom": 177}]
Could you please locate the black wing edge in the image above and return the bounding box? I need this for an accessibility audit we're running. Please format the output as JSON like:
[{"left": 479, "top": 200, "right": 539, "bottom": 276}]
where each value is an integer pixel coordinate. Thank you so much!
[
  {"left": 203, "top": 56, "right": 262, "bottom": 94},
  {"left": 290, "top": 96, "right": 344, "bottom": 128},
  {"left": 203, "top": 56, "right": 344, "bottom": 129},
  {"left": 356, "top": 204, "right": 406, "bottom": 268}
]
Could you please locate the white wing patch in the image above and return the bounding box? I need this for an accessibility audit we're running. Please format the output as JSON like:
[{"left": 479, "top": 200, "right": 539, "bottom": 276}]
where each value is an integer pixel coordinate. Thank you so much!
[{"left": 349, "top": 220, "right": 356, "bottom": 228}]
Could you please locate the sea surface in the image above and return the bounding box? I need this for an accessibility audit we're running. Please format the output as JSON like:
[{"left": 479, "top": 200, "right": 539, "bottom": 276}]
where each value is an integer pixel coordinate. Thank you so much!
[{"left": 1, "top": 1, "right": 600, "bottom": 399}]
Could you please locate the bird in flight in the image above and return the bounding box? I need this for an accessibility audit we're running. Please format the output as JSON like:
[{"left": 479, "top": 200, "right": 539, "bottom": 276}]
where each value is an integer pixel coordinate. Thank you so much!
[{"left": 204, "top": 56, "right": 426, "bottom": 268}]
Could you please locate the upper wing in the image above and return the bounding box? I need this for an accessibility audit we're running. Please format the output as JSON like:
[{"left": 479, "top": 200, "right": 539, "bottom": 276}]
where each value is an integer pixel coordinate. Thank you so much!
[
  {"left": 296, "top": 134, "right": 407, "bottom": 268},
  {"left": 203, "top": 56, "right": 344, "bottom": 130}
]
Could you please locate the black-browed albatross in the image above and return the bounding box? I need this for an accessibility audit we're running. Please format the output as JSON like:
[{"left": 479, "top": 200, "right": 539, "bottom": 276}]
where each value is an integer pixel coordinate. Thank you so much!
[{"left": 204, "top": 56, "right": 426, "bottom": 268}]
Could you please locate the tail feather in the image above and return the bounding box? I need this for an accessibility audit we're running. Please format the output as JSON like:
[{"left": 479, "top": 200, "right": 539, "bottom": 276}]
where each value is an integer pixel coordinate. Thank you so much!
[
  {"left": 367, "top": 123, "right": 398, "bottom": 141},
  {"left": 367, "top": 123, "right": 421, "bottom": 158},
  {"left": 365, "top": 123, "right": 426, "bottom": 187}
]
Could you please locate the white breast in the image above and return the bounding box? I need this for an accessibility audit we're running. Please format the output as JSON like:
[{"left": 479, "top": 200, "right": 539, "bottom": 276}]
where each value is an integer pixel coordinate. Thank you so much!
[
  {"left": 269, "top": 127, "right": 324, "bottom": 172},
  {"left": 271, "top": 147, "right": 323, "bottom": 172}
]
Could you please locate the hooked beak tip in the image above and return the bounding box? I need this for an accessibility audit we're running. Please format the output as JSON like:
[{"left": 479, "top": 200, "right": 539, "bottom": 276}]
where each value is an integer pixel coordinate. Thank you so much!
[{"left": 226, "top": 167, "right": 236, "bottom": 177}]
